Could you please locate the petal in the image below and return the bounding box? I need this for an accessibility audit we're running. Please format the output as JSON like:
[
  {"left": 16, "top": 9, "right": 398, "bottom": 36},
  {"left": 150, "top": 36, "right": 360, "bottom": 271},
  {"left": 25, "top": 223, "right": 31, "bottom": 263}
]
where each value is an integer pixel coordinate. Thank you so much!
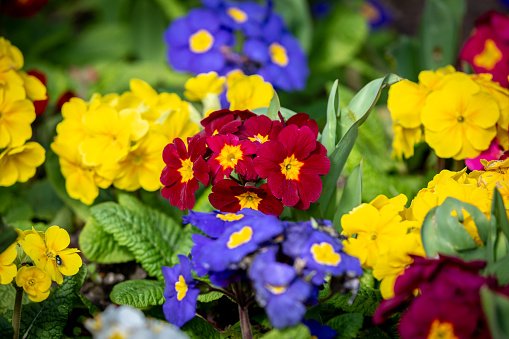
[{"left": 45, "top": 226, "right": 70, "bottom": 252}]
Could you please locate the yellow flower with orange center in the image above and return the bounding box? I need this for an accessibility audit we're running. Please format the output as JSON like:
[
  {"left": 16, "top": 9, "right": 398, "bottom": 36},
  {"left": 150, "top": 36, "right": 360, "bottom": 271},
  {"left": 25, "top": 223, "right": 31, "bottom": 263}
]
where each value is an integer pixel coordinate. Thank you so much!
[
  {"left": 235, "top": 191, "right": 262, "bottom": 210},
  {"left": 217, "top": 144, "right": 244, "bottom": 170},
  {"left": 280, "top": 155, "right": 304, "bottom": 181},
  {"left": 15, "top": 266, "right": 51, "bottom": 302}
]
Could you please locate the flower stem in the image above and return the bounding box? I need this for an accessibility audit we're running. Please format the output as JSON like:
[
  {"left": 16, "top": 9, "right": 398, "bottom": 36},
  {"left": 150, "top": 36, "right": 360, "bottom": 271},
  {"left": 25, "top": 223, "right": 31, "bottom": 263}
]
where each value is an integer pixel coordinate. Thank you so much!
[
  {"left": 12, "top": 286, "right": 23, "bottom": 339},
  {"left": 238, "top": 304, "right": 253, "bottom": 339}
]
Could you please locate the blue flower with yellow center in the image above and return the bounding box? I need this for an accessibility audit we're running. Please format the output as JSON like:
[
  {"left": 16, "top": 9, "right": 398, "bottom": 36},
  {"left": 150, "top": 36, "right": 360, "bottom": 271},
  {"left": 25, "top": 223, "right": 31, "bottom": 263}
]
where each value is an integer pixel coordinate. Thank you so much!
[
  {"left": 161, "top": 255, "right": 200, "bottom": 327},
  {"left": 163, "top": 8, "right": 234, "bottom": 74}
]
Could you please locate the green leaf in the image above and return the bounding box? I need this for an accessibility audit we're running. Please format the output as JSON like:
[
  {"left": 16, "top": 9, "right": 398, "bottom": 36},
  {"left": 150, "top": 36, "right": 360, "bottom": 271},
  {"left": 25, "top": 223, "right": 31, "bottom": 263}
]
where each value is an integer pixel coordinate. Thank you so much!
[
  {"left": 492, "top": 189, "right": 509, "bottom": 241},
  {"left": 153, "top": 0, "right": 186, "bottom": 20},
  {"left": 480, "top": 286, "right": 509, "bottom": 338},
  {"left": 181, "top": 317, "right": 223, "bottom": 339},
  {"left": 0, "top": 224, "right": 17, "bottom": 255},
  {"left": 321, "top": 79, "right": 339, "bottom": 156},
  {"left": 198, "top": 291, "right": 224, "bottom": 303},
  {"left": 19, "top": 264, "right": 87, "bottom": 339},
  {"left": 0, "top": 315, "right": 13, "bottom": 338},
  {"left": 388, "top": 36, "right": 420, "bottom": 81},
  {"left": 333, "top": 161, "right": 362, "bottom": 232},
  {"left": 78, "top": 294, "right": 101, "bottom": 316},
  {"left": 79, "top": 216, "right": 135, "bottom": 264},
  {"left": 130, "top": 0, "right": 166, "bottom": 62},
  {"left": 266, "top": 90, "right": 281, "bottom": 120},
  {"left": 273, "top": 0, "right": 313, "bottom": 52},
  {"left": 110, "top": 280, "right": 165, "bottom": 308},
  {"left": 262, "top": 324, "right": 311, "bottom": 339},
  {"left": 0, "top": 283, "right": 16, "bottom": 315},
  {"left": 323, "top": 283, "right": 382, "bottom": 316},
  {"left": 90, "top": 194, "right": 184, "bottom": 280},
  {"left": 487, "top": 253, "right": 509, "bottom": 286},
  {"left": 325, "top": 313, "right": 363, "bottom": 339}
]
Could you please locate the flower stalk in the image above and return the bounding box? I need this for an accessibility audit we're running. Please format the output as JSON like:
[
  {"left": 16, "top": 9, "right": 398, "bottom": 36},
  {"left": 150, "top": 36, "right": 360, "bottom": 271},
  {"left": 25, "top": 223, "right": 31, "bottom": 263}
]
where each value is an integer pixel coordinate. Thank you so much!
[
  {"left": 12, "top": 286, "right": 23, "bottom": 339},
  {"left": 238, "top": 304, "right": 253, "bottom": 339}
]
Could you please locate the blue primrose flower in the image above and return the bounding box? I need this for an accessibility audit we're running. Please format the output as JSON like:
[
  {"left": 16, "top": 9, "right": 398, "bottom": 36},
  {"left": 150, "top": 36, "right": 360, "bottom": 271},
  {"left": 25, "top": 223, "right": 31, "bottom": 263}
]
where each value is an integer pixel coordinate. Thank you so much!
[
  {"left": 249, "top": 247, "right": 315, "bottom": 329},
  {"left": 161, "top": 255, "right": 200, "bottom": 328},
  {"left": 192, "top": 208, "right": 283, "bottom": 272},
  {"left": 164, "top": 8, "right": 234, "bottom": 74},
  {"left": 361, "top": 0, "right": 392, "bottom": 30},
  {"left": 303, "top": 319, "right": 337, "bottom": 339}
]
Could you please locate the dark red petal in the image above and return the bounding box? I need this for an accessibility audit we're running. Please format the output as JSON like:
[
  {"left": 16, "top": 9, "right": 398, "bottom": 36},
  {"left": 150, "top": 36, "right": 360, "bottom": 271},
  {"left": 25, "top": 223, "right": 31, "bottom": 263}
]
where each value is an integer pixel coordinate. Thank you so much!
[
  {"left": 193, "top": 156, "right": 210, "bottom": 185},
  {"left": 206, "top": 134, "right": 234, "bottom": 154},
  {"left": 277, "top": 125, "right": 316, "bottom": 160},
  {"left": 258, "top": 184, "right": 284, "bottom": 216},
  {"left": 253, "top": 141, "right": 286, "bottom": 179},
  {"left": 239, "top": 139, "right": 258, "bottom": 155},
  {"left": 302, "top": 155, "right": 330, "bottom": 176},
  {"left": 179, "top": 180, "right": 200, "bottom": 210},
  {"left": 286, "top": 113, "right": 319, "bottom": 138},
  {"left": 236, "top": 158, "right": 258, "bottom": 182},
  {"left": 173, "top": 138, "right": 189, "bottom": 160},
  {"left": 294, "top": 170, "right": 323, "bottom": 209},
  {"left": 162, "top": 144, "right": 182, "bottom": 168},
  {"left": 188, "top": 135, "right": 207, "bottom": 161},
  {"left": 160, "top": 166, "right": 182, "bottom": 187},
  {"left": 266, "top": 172, "right": 285, "bottom": 199},
  {"left": 280, "top": 178, "right": 300, "bottom": 207}
]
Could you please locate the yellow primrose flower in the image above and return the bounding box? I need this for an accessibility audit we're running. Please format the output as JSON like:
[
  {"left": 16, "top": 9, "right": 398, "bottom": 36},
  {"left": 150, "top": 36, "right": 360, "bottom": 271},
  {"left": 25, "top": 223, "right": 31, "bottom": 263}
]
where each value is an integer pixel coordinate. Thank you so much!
[
  {"left": 426, "top": 168, "right": 474, "bottom": 189},
  {"left": 421, "top": 73, "right": 500, "bottom": 160},
  {"left": 0, "top": 84, "right": 35, "bottom": 148},
  {"left": 0, "top": 244, "right": 17, "bottom": 284},
  {"left": 341, "top": 202, "right": 408, "bottom": 269},
  {"left": 113, "top": 132, "right": 167, "bottom": 191},
  {"left": 56, "top": 97, "right": 88, "bottom": 147},
  {"left": 227, "top": 74, "right": 273, "bottom": 111},
  {"left": 0, "top": 142, "right": 46, "bottom": 187},
  {"left": 19, "top": 71, "right": 47, "bottom": 101},
  {"left": 23, "top": 225, "right": 82, "bottom": 284},
  {"left": 184, "top": 72, "right": 225, "bottom": 101},
  {"left": 0, "top": 37, "right": 23, "bottom": 72},
  {"left": 435, "top": 179, "right": 491, "bottom": 214},
  {"left": 151, "top": 104, "right": 199, "bottom": 143},
  {"left": 372, "top": 231, "right": 425, "bottom": 299},
  {"left": 406, "top": 188, "right": 439, "bottom": 223},
  {"left": 15, "top": 266, "right": 51, "bottom": 302},
  {"left": 391, "top": 123, "right": 423, "bottom": 160}
]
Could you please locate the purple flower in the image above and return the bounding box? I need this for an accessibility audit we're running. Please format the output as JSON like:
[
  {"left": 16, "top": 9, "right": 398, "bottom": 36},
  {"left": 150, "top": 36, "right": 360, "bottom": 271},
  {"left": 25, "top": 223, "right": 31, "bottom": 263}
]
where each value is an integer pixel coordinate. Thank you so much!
[
  {"left": 163, "top": 8, "right": 234, "bottom": 74},
  {"left": 217, "top": 1, "right": 269, "bottom": 37},
  {"left": 162, "top": 255, "right": 200, "bottom": 328},
  {"left": 303, "top": 319, "right": 337, "bottom": 339}
]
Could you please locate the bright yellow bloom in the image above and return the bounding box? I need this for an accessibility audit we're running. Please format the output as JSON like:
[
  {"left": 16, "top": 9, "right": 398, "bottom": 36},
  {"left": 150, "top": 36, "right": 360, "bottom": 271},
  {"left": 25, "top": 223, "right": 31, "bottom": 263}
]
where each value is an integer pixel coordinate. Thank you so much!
[
  {"left": 406, "top": 188, "right": 439, "bottom": 223},
  {"left": 227, "top": 74, "right": 273, "bottom": 111},
  {"left": 19, "top": 71, "right": 47, "bottom": 101},
  {"left": 427, "top": 168, "right": 475, "bottom": 189},
  {"left": 341, "top": 201, "right": 408, "bottom": 269},
  {"left": 0, "top": 142, "right": 45, "bottom": 187},
  {"left": 56, "top": 97, "right": 88, "bottom": 147},
  {"left": 0, "top": 84, "right": 35, "bottom": 148},
  {"left": 435, "top": 179, "right": 491, "bottom": 213},
  {"left": 421, "top": 73, "right": 499, "bottom": 160},
  {"left": 113, "top": 132, "right": 167, "bottom": 191},
  {"left": 0, "top": 37, "right": 23, "bottom": 72},
  {"left": 16, "top": 266, "right": 51, "bottom": 302},
  {"left": 23, "top": 225, "right": 82, "bottom": 284},
  {"left": 372, "top": 231, "right": 425, "bottom": 299},
  {"left": 0, "top": 244, "right": 17, "bottom": 284},
  {"left": 391, "top": 123, "right": 423, "bottom": 160},
  {"left": 152, "top": 103, "right": 199, "bottom": 142},
  {"left": 184, "top": 72, "right": 225, "bottom": 101}
]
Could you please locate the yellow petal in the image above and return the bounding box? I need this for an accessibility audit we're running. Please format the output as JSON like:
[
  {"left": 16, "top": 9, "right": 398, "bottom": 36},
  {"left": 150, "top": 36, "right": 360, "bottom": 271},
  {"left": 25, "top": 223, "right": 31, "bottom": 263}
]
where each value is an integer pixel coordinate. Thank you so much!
[{"left": 45, "top": 226, "right": 70, "bottom": 252}]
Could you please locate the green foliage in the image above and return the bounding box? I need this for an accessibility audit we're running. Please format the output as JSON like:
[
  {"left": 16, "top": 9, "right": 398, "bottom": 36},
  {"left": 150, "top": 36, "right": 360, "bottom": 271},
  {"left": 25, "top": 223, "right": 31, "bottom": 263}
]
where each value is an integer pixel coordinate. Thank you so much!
[
  {"left": 181, "top": 317, "right": 224, "bottom": 339},
  {"left": 87, "top": 193, "right": 185, "bottom": 280},
  {"left": 325, "top": 313, "right": 364, "bottom": 339},
  {"left": 0, "top": 284, "right": 16, "bottom": 316},
  {"left": 19, "top": 264, "right": 87, "bottom": 339},
  {"left": 322, "top": 79, "right": 340, "bottom": 156},
  {"left": 262, "top": 324, "right": 311, "bottom": 339},
  {"left": 274, "top": 0, "right": 313, "bottom": 52},
  {"left": 480, "top": 286, "right": 509, "bottom": 339},
  {"left": 0, "top": 224, "right": 17, "bottom": 255},
  {"left": 0, "top": 315, "right": 14, "bottom": 338},
  {"left": 110, "top": 280, "right": 165, "bottom": 308},
  {"left": 323, "top": 283, "right": 383, "bottom": 317},
  {"left": 198, "top": 291, "right": 224, "bottom": 303},
  {"left": 333, "top": 161, "right": 362, "bottom": 232}
]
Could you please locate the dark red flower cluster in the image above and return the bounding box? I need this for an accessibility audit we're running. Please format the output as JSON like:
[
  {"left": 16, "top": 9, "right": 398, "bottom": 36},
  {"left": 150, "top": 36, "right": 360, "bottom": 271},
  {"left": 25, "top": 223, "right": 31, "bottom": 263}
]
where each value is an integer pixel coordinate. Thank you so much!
[
  {"left": 374, "top": 255, "right": 509, "bottom": 339},
  {"left": 460, "top": 11, "right": 509, "bottom": 88},
  {"left": 160, "top": 109, "right": 330, "bottom": 215}
]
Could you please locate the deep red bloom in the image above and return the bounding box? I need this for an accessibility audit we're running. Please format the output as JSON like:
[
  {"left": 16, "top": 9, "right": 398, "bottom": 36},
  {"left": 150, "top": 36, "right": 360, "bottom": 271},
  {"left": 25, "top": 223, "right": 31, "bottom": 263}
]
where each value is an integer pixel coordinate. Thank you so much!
[
  {"left": 460, "top": 11, "right": 509, "bottom": 87},
  {"left": 56, "top": 90, "right": 77, "bottom": 112},
  {"left": 286, "top": 113, "right": 319, "bottom": 138},
  {"left": 3, "top": 0, "right": 48, "bottom": 17},
  {"left": 208, "top": 179, "right": 284, "bottom": 216},
  {"left": 26, "top": 70, "right": 48, "bottom": 116},
  {"left": 161, "top": 135, "right": 210, "bottom": 211},
  {"left": 253, "top": 124, "right": 330, "bottom": 209},
  {"left": 206, "top": 134, "right": 258, "bottom": 185},
  {"left": 200, "top": 109, "right": 256, "bottom": 137},
  {"left": 237, "top": 115, "right": 283, "bottom": 144}
]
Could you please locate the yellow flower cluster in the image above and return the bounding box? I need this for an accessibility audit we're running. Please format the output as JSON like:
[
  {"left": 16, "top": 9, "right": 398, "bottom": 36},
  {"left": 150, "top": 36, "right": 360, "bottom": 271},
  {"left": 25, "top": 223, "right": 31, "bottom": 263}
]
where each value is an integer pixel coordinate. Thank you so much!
[
  {"left": 51, "top": 79, "right": 199, "bottom": 205},
  {"left": 184, "top": 71, "right": 274, "bottom": 117},
  {"left": 0, "top": 37, "right": 47, "bottom": 186},
  {"left": 0, "top": 225, "right": 82, "bottom": 302},
  {"left": 388, "top": 66, "right": 509, "bottom": 160}
]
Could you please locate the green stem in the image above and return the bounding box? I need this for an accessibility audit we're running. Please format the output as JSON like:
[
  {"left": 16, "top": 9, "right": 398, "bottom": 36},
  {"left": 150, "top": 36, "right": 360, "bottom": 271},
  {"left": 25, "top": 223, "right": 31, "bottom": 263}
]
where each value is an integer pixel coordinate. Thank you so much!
[
  {"left": 12, "top": 286, "right": 23, "bottom": 339},
  {"left": 238, "top": 304, "right": 253, "bottom": 339}
]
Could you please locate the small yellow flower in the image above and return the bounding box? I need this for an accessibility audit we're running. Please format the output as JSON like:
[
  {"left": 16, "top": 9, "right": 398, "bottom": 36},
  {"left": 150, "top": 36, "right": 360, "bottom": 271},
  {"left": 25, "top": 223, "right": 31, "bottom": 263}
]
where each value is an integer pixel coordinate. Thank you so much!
[
  {"left": 0, "top": 37, "right": 23, "bottom": 72},
  {"left": 0, "top": 84, "right": 36, "bottom": 148},
  {"left": 0, "top": 244, "right": 17, "bottom": 284},
  {"left": 16, "top": 266, "right": 51, "bottom": 302},
  {"left": 0, "top": 142, "right": 46, "bottom": 187},
  {"left": 391, "top": 123, "right": 423, "bottom": 160},
  {"left": 227, "top": 74, "right": 273, "bottom": 111},
  {"left": 19, "top": 71, "right": 47, "bottom": 102},
  {"left": 184, "top": 72, "right": 225, "bottom": 101},
  {"left": 23, "top": 225, "right": 82, "bottom": 284}
]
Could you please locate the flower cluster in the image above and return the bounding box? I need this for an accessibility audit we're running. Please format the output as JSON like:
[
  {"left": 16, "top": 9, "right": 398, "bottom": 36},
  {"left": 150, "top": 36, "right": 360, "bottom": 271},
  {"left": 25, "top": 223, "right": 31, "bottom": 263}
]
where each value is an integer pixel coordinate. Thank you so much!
[
  {"left": 51, "top": 79, "right": 199, "bottom": 205},
  {"left": 460, "top": 11, "right": 509, "bottom": 88},
  {"left": 388, "top": 66, "right": 509, "bottom": 160},
  {"left": 163, "top": 0, "right": 309, "bottom": 91},
  {"left": 160, "top": 109, "right": 330, "bottom": 214},
  {"left": 374, "top": 255, "right": 508, "bottom": 339},
  {"left": 85, "top": 305, "right": 188, "bottom": 339},
  {"left": 0, "top": 225, "right": 82, "bottom": 302},
  {"left": 0, "top": 37, "right": 47, "bottom": 187},
  {"left": 161, "top": 209, "right": 362, "bottom": 329}
]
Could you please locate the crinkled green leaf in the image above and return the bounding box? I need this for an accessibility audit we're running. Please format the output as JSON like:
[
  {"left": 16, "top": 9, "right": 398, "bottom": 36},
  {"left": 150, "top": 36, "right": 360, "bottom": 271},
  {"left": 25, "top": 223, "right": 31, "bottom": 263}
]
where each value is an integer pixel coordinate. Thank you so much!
[
  {"left": 0, "top": 283, "right": 16, "bottom": 316},
  {"left": 110, "top": 280, "right": 165, "bottom": 308},
  {"left": 19, "top": 264, "right": 87, "bottom": 339},
  {"left": 480, "top": 286, "right": 509, "bottom": 338},
  {"left": 0, "top": 315, "right": 13, "bottom": 338},
  {"left": 323, "top": 283, "right": 382, "bottom": 316},
  {"left": 79, "top": 216, "right": 135, "bottom": 264},
  {"left": 198, "top": 291, "right": 224, "bottom": 303},
  {"left": 262, "top": 323, "right": 311, "bottom": 339},
  {"left": 181, "top": 316, "right": 223, "bottom": 339},
  {"left": 325, "top": 313, "right": 363, "bottom": 339},
  {"left": 90, "top": 194, "right": 184, "bottom": 280}
]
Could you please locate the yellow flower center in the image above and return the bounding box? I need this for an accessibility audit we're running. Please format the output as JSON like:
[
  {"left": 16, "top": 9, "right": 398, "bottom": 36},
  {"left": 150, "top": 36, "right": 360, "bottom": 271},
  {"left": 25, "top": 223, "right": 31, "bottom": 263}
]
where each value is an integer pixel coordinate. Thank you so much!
[
  {"left": 311, "top": 242, "right": 341, "bottom": 266},
  {"left": 265, "top": 284, "right": 287, "bottom": 295},
  {"left": 227, "top": 226, "right": 253, "bottom": 249},
  {"left": 189, "top": 29, "right": 214, "bottom": 54},
  {"left": 46, "top": 249, "right": 56, "bottom": 260},
  {"left": 28, "top": 278, "right": 36, "bottom": 287},
  {"left": 175, "top": 275, "right": 188, "bottom": 301},
  {"left": 457, "top": 116, "right": 464, "bottom": 123},
  {"left": 109, "top": 330, "right": 127, "bottom": 339},
  {"left": 217, "top": 213, "right": 244, "bottom": 221},
  {"left": 235, "top": 191, "right": 262, "bottom": 210},
  {"left": 473, "top": 39, "right": 502, "bottom": 70},
  {"left": 248, "top": 134, "right": 270, "bottom": 144},
  {"left": 360, "top": 2, "right": 381, "bottom": 22},
  {"left": 178, "top": 158, "right": 194, "bottom": 183},
  {"left": 132, "top": 154, "right": 144, "bottom": 166},
  {"left": 217, "top": 144, "right": 244, "bottom": 170},
  {"left": 227, "top": 7, "right": 248, "bottom": 23},
  {"left": 269, "top": 42, "right": 289, "bottom": 67},
  {"left": 280, "top": 154, "right": 304, "bottom": 181},
  {"left": 370, "top": 232, "right": 378, "bottom": 240},
  {"left": 427, "top": 319, "right": 459, "bottom": 339}
]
